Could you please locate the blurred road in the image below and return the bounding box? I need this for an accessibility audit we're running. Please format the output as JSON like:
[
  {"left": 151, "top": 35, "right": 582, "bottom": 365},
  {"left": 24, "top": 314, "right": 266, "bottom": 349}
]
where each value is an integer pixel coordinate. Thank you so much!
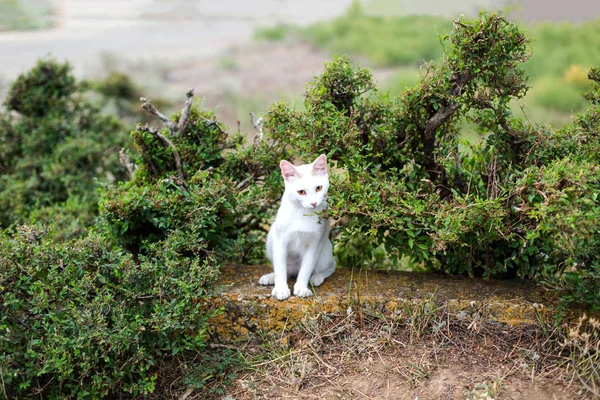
[
  {"left": 0, "top": 0, "right": 354, "bottom": 79},
  {"left": 2, "top": 0, "right": 598, "bottom": 86}
]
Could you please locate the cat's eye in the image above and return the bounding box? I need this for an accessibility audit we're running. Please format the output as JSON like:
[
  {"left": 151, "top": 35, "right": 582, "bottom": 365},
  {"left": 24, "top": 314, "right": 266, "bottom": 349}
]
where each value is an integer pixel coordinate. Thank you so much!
[
  {"left": 297, "top": 190, "right": 306, "bottom": 195},
  {"left": 315, "top": 186, "right": 323, "bottom": 192}
]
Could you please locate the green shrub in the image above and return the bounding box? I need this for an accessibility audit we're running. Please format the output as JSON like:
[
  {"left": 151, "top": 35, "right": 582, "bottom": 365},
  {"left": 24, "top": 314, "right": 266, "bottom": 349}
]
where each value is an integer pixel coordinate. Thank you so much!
[
  {"left": 98, "top": 99, "right": 290, "bottom": 263},
  {"left": 4, "top": 59, "right": 77, "bottom": 118},
  {"left": 264, "top": 14, "right": 600, "bottom": 310},
  {"left": 0, "top": 59, "right": 130, "bottom": 239},
  {"left": 0, "top": 229, "right": 220, "bottom": 398},
  {"left": 270, "top": 4, "right": 599, "bottom": 127}
]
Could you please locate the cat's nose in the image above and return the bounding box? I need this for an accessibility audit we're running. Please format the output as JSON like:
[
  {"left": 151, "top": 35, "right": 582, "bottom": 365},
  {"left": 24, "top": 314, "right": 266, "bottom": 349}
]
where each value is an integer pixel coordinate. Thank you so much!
[{"left": 311, "top": 202, "right": 317, "bottom": 208}]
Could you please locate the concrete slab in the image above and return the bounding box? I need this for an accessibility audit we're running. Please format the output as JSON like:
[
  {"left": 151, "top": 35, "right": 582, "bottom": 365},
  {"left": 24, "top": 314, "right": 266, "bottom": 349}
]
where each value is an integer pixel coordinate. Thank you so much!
[{"left": 207, "top": 265, "right": 557, "bottom": 343}]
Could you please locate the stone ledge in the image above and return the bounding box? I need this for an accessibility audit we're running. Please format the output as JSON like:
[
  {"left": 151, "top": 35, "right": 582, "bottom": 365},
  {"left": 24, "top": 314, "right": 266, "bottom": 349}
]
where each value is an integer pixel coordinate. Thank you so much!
[{"left": 207, "top": 265, "right": 557, "bottom": 343}]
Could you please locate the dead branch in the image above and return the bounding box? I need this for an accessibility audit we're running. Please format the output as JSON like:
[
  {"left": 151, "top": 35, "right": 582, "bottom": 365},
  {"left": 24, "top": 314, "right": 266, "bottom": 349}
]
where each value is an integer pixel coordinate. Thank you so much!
[
  {"left": 330, "top": 216, "right": 350, "bottom": 240},
  {"left": 198, "top": 113, "right": 227, "bottom": 135},
  {"left": 138, "top": 124, "right": 185, "bottom": 183},
  {"left": 140, "top": 97, "right": 176, "bottom": 135},
  {"left": 119, "top": 148, "right": 137, "bottom": 179},
  {"left": 250, "top": 112, "right": 264, "bottom": 143},
  {"left": 178, "top": 387, "right": 195, "bottom": 400},
  {"left": 141, "top": 89, "right": 197, "bottom": 137},
  {"left": 238, "top": 201, "right": 271, "bottom": 233},
  {"left": 176, "top": 88, "right": 195, "bottom": 136}
]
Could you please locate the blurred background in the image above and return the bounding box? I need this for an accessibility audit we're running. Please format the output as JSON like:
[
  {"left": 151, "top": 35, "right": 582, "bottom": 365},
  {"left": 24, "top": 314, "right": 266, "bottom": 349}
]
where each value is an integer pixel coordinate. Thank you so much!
[{"left": 1, "top": 0, "right": 600, "bottom": 132}]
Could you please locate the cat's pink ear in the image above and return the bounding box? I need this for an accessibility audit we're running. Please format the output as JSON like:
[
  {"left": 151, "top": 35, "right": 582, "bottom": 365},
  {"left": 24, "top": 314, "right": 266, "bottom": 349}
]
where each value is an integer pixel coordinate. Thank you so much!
[
  {"left": 280, "top": 160, "right": 298, "bottom": 182},
  {"left": 312, "top": 154, "right": 328, "bottom": 176}
]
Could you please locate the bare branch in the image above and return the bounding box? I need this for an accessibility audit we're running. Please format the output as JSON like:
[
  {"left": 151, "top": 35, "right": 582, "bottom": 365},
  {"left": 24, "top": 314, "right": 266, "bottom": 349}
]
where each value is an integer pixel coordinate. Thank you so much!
[
  {"left": 423, "top": 102, "right": 460, "bottom": 141},
  {"left": 198, "top": 113, "right": 227, "bottom": 135},
  {"left": 140, "top": 97, "right": 176, "bottom": 136},
  {"left": 139, "top": 124, "right": 185, "bottom": 183},
  {"left": 178, "top": 387, "right": 195, "bottom": 400},
  {"left": 424, "top": 70, "right": 471, "bottom": 141},
  {"left": 421, "top": 70, "right": 472, "bottom": 199},
  {"left": 236, "top": 176, "right": 252, "bottom": 191},
  {"left": 238, "top": 201, "right": 271, "bottom": 233},
  {"left": 330, "top": 216, "right": 350, "bottom": 240},
  {"left": 250, "top": 112, "right": 264, "bottom": 143},
  {"left": 119, "top": 148, "right": 137, "bottom": 179},
  {"left": 176, "top": 88, "right": 194, "bottom": 136}
]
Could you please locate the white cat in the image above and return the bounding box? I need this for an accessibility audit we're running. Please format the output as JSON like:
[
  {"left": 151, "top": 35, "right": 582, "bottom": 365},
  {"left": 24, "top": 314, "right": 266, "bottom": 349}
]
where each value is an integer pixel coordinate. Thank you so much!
[{"left": 259, "top": 154, "right": 335, "bottom": 300}]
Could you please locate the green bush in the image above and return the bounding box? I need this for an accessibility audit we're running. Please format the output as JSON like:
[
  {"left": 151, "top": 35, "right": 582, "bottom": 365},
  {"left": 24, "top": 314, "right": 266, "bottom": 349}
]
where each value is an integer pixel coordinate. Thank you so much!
[
  {"left": 0, "top": 229, "right": 220, "bottom": 398},
  {"left": 269, "top": 3, "right": 600, "bottom": 126},
  {"left": 0, "top": 59, "right": 293, "bottom": 398},
  {"left": 98, "top": 101, "right": 290, "bottom": 263},
  {"left": 0, "top": 59, "right": 130, "bottom": 239},
  {"left": 264, "top": 14, "right": 600, "bottom": 310}
]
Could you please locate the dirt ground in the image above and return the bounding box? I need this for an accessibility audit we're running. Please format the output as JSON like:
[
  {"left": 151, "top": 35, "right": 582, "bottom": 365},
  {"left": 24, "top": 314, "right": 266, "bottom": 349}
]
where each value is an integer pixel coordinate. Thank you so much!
[{"left": 194, "top": 312, "right": 589, "bottom": 400}]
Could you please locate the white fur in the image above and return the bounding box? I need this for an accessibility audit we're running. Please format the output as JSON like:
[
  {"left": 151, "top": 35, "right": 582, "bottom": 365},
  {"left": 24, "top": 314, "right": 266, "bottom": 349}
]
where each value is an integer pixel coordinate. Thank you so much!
[{"left": 259, "top": 154, "right": 335, "bottom": 300}]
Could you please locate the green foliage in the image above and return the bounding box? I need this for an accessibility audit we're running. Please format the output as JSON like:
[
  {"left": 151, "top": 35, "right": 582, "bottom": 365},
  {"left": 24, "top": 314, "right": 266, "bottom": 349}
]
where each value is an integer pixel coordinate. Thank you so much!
[
  {"left": 181, "top": 348, "right": 243, "bottom": 395},
  {"left": 0, "top": 59, "right": 130, "bottom": 240},
  {"left": 4, "top": 59, "right": 77, "bottom": 117},
  {"left": 524, "top": 20, "right": 600, "bottom": 80},
  {"left": 254, "top": 23, "right": 298, "bottom": 41},
  {"left": 0, "top": 229, "right": 220, "bottom": 398},
  {"left": 98, "top": 103, "right": 290, "bottom": 263},
  {"left": 0, "top": 60, "right": 286, "bottom": 397},
  {"left": 304, "top": 3, "right": 451, "bottom": 67},
  {"left": 265, "top": 13, "right": 600, "bottom": 310},
  {"left": 273, "top": 4, "right": 600, "bottom": 126},
  {"left": 0, "top": 0, "right": 53, "bottom": 31}
]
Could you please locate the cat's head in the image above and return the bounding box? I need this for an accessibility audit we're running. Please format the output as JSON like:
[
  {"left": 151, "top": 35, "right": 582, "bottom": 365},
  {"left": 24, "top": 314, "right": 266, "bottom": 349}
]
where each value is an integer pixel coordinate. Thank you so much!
[{"left": 280, "top": 154, "right": 329, "bottom": 209}]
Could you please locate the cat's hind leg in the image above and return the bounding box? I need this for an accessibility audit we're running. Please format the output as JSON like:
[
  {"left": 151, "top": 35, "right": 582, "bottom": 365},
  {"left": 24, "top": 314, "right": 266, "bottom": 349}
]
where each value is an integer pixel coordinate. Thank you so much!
[
  {"left": 309, "top": 239, "right": 335, "bottom": 287},
  {"left": 258, "top": 273, "right": 275, "bottom": 285}
]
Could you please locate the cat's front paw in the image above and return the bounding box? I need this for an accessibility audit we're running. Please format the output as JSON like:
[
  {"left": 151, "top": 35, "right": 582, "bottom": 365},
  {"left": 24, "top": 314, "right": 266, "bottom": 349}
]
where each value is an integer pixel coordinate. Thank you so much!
[
  {"left": 258, "top": 273, "right": 275, "bottom": 286},
  {"left": 293, "top": 285, "right": 313, "bottom": 298},
  {"left": 271, "top": 285, "right": 291, "bottom": 300}
]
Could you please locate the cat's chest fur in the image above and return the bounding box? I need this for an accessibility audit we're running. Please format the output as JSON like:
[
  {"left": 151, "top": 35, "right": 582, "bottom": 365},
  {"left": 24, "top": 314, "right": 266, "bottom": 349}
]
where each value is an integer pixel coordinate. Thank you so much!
[{"left": 273, "top": 201, "right": 328, "bottom": 237}]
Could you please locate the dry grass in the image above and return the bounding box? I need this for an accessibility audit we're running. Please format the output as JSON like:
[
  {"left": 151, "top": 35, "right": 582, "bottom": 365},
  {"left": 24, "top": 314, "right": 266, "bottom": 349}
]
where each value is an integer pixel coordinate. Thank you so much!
[
  {"left": 147, "top": 296, "right": 599, "bottom": 399},
  {"left": 562, "top": 315, "right": 600, "bottom": 398},
  {"left": 198, "top": 298, "right": 589, "bottom": 400}
]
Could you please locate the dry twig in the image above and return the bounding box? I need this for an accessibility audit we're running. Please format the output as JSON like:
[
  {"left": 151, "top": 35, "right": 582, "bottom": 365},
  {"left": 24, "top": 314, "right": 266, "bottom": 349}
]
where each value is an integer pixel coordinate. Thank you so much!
[
  {"left": 119, "top": 148, "right": 137, "bottom": 179},
  {"left": 140, "top": 96, "right": 176, "bottom": 135},
  {"left": 138, "top": 124, "right": 185, "bottom": 183},
  {"left": 250, "top": 112, "right": 264, "bottom": 143},
  {"left": 140, "top": 89, "right": 196, "bottom": 137},
  {"left": 176, "top": 88, "right": 195, "bottom": 136}
]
